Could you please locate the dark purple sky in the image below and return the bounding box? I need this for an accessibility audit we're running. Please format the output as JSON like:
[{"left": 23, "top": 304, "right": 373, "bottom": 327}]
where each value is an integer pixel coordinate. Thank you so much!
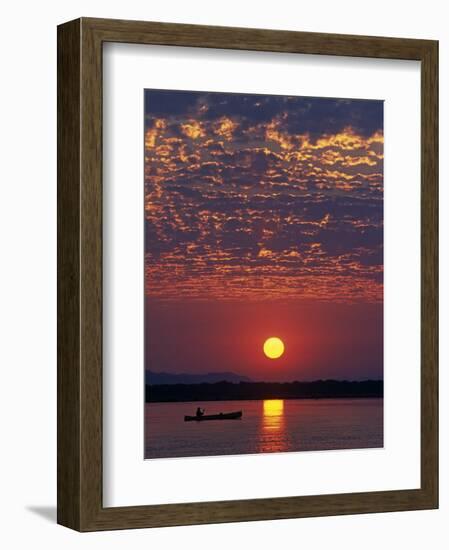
[{"left": 144, "top": 90, "right": 383, "bottom": 381}]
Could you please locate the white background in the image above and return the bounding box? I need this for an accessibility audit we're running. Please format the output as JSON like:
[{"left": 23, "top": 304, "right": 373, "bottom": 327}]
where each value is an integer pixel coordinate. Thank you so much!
[
  {"left": 103, "top": 45, "right": 421, "bottom": 506},
  {"left": 0, "top": 0, "right": 447, "bottom": 548}
]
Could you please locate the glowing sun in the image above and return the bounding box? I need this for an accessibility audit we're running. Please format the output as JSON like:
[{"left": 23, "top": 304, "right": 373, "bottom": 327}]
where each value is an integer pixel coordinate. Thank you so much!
[{"left": 263, "top": 337, "right": 285, "bottom": 359}]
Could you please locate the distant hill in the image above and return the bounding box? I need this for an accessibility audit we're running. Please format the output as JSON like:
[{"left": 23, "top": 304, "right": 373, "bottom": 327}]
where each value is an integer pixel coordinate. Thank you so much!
[
  {"left": 145, "top": 379, "right": 383, "bottom": 403},
  {"left": 145, "top": 370, "right": 253, "bottom": 385}
]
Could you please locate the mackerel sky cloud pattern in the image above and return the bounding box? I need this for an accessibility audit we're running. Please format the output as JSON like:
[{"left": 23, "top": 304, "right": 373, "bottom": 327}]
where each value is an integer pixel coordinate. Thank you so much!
[{"left": 144, "top": 90, "right": 383, "bottom": 303}]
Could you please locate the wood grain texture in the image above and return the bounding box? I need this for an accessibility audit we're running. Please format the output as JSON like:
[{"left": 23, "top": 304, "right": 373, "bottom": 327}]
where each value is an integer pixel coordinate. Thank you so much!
[
  {"left": 79, "top": 20, "right": 104, "bottom": 529},
  {"left": 57, "top": 18, "right": 81, "bottom": 531},
  {"left": 420, "top": 40, "right": 439, "bottom": 505},
  {"left": 57, "top": 17, "right": 438, "bottom": 532}
]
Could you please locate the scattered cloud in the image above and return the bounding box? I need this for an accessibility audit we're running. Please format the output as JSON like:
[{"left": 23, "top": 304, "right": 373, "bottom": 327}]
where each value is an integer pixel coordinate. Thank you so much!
[{"left": 144, "top": 90, "right": 383, "bottom": 303}]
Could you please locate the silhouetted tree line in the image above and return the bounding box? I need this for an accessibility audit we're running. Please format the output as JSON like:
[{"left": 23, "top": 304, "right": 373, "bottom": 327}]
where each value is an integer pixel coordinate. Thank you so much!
[{"left": 146, "top": 380, "right": 383, "bottom": 403}]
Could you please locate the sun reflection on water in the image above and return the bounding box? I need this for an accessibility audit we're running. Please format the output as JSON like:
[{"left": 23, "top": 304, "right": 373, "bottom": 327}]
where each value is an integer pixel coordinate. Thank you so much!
[
  {"left": 263, "top": 399, "right": 284, "bottom": 420},
  {"left": 259, "top": 399, "right": 289, "bottom": 453}
]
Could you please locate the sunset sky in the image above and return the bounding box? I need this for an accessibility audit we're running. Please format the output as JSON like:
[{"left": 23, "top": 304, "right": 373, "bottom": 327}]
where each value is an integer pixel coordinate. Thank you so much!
[{"left": 144, "top": 90, "right": 383, "bottom": 382}]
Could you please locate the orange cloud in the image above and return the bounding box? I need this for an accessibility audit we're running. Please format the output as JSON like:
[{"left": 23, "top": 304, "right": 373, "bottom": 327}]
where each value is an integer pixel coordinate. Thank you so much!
[
  {"left": 265, "top": 120, "right": 294, "bottom": 150},
  {"left": 145, "top": 118, "right": 167, "bottom": 148},
  {"left": 180, "top": 120, "right": 206, "bottom": 139},
  {"left": 214, "top": 116, "right": 238, "bottom": 140}
]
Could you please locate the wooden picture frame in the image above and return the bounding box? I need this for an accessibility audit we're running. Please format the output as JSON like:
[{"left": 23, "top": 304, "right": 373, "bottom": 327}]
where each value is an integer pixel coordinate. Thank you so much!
[{"left": 57, "top": 17, "right": 438, "bottom": 531}]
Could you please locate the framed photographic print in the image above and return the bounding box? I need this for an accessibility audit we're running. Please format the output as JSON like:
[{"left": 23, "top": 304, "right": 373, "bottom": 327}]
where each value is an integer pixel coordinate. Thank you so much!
[{"left": 57, "top": 17, "right": 438, "bottom": 531}]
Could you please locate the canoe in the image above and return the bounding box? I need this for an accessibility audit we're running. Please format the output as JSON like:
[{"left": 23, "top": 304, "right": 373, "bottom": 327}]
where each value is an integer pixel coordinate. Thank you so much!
[{"left": 184, "top": 411, "right": 242, "bottom": 422}]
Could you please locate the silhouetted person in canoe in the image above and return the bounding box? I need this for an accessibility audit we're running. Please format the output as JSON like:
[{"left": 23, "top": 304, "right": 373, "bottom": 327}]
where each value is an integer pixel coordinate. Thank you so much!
[{"left": 196, "top": 407, "right": 205, "bottom": 418}]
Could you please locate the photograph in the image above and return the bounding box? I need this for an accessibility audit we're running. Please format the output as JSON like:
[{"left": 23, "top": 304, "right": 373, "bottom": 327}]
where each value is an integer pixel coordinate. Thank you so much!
[{"left": 144, "top": 89, "right": 384, "bottom": 459}]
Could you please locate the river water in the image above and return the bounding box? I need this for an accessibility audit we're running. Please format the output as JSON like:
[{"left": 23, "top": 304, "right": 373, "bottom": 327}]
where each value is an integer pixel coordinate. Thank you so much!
[{"left": 145, "top": 398, "right": 383, "bottom": 459}]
